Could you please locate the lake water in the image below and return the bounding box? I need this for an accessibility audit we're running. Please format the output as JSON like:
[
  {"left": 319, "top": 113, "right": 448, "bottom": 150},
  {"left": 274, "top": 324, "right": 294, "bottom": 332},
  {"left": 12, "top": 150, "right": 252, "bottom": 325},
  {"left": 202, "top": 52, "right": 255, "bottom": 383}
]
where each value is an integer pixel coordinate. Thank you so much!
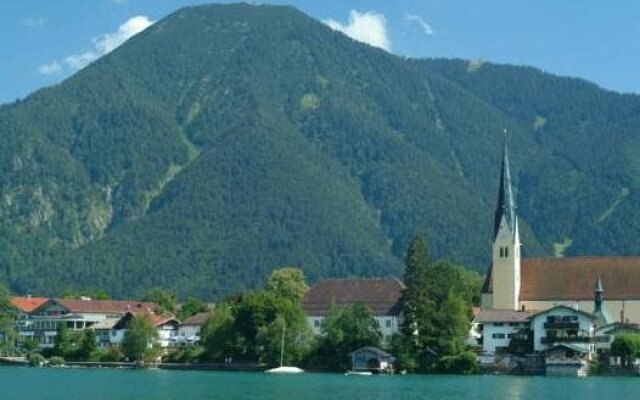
[{"left": 1, "top": 367, "right": 638, "bottom": 400}]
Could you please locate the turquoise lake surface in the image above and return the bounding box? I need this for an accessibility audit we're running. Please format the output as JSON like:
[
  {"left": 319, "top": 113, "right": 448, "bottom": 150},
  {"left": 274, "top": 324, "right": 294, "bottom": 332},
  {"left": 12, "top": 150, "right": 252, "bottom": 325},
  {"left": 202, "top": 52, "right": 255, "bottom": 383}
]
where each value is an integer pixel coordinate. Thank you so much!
[{"left": 1, "top": 368, "right": 638, "bottom": 400}]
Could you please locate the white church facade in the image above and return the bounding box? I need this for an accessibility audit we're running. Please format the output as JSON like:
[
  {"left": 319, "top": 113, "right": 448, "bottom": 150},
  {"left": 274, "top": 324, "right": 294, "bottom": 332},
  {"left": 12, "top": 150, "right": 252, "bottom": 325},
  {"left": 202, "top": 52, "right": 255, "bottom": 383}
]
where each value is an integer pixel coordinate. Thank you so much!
[{"left": 481, "top": 136, "right": 640, "bottom": 324}]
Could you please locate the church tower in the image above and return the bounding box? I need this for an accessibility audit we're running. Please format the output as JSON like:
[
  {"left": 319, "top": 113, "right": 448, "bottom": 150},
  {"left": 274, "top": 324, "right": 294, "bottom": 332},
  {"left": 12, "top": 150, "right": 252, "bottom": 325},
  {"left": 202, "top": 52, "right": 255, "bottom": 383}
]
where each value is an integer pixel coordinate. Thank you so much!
[{"left": 488, "top": 133, "right": 521, "bottom": 310}]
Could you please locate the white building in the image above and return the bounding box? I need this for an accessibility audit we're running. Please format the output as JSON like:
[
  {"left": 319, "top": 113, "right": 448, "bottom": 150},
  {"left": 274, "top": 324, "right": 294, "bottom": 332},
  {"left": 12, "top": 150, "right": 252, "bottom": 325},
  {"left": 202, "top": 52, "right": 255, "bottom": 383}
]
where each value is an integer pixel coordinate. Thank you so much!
[
  {"left": 302, "top": 278, "right": 404, "bottom": 343},
  {"left": 20, "top": 298, "right": 159, "bottom": 348},
  {"left": 111, "top": 311, "right": 180, "bottom": 348},
  {"left": 473, "top": 309, "right": 532, "bottom": 363},
  {"left": 177, "top": 312, "right": 210, "bottom": 345},
  {"left": 528, "top": 305, "right": 598, "bottom": 354}
]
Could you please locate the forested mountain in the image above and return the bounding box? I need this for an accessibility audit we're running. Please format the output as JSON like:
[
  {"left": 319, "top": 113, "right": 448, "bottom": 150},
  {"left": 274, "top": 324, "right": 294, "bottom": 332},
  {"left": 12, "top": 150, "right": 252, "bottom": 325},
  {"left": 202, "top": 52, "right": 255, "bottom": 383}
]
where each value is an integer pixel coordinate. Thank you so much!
[{"left": 1, "top": 3, "right": 640, "bottom": 299}]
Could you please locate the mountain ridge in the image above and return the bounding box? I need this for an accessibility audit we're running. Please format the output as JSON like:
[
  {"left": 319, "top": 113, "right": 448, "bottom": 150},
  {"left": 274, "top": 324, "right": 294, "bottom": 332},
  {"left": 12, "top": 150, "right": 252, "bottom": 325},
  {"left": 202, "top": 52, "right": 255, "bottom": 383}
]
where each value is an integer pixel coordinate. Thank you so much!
[{"left": 1, "top": 3, "right": 640, "bottom": 299}]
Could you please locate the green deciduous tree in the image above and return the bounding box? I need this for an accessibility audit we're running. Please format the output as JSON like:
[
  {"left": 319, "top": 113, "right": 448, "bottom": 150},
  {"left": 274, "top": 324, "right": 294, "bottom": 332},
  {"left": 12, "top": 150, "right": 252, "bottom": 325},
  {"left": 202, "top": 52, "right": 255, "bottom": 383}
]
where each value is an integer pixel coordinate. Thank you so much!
[
  {"left": 122, "top": 315, "right": 159, "bottom": 362},
  {"left": 178, "top": 297, "right": 207, "bottom": 321},
  {"left": 78, "top": 329, "right": 97, "bottom": 360},
  {"left": 313, "top": 303, "right": 381, "bottom": 371},
  {"left": 0, "top": 284, "right": 17, "bottom": 356},
  {"left": 201, "top": 303, "right": 240, "bottom": 361},
  {"left": 611, "top": 333, "right": 640, "bottom": 368},
  {"left": 265, "top": 267, "right": 309, "bottom": 303},
  {"left": 52, "top": 323, "right": 73, "bottom": 358},
  {"left": 141, "top": 288, "right": 178, "bottom": 316}
]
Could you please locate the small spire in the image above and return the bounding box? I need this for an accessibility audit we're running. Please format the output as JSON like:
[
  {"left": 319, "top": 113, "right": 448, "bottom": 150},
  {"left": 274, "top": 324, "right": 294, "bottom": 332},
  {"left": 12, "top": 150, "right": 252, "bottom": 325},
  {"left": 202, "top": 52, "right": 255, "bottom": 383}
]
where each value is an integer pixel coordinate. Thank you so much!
[
  {"left": 595, "top": 275, "right": 603, "bottom": 292},
  {"left": 594, "top": 275, "right": 604, "bottom": 317}
]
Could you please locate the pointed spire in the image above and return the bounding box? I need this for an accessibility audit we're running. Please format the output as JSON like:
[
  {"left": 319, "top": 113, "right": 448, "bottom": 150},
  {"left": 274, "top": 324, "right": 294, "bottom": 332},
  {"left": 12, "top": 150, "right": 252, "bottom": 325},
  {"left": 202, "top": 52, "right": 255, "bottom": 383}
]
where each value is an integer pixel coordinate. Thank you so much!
[
  {"left": 595, "top": 275, "right": 603, "bottom": 293},
  {"left": 594, "top": 275, "right": 604, "bottom": 316},
  {"left": 493, "top": 130, "right": 516, "bottom": 239}
]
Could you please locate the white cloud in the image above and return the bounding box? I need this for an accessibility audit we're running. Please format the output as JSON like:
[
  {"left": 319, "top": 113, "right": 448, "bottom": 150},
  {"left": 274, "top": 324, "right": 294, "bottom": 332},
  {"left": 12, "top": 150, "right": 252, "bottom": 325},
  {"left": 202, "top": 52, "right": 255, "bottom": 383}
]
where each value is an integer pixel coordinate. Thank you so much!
[
  {"left": 39, "top": 15, "right": 154, "bottom": 75},
  {"left": 38, "top": 61, "right": 62, "bottom": 75},
  {"left": 405, "top": 14, "right": 434, "bottom": 35},
  {"left": 324, "top": 10, "right": 391, "bottom": 51},
  {"left": 23, "top": 17, "right": 45, "bottom": 28}
]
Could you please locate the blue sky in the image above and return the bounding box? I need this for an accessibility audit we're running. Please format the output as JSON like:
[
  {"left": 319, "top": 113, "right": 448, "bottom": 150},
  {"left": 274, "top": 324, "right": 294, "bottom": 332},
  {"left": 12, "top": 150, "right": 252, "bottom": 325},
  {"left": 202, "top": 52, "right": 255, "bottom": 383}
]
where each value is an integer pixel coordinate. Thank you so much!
[{"left": 2, "top": 0, "right": 640, "bottom": 105}]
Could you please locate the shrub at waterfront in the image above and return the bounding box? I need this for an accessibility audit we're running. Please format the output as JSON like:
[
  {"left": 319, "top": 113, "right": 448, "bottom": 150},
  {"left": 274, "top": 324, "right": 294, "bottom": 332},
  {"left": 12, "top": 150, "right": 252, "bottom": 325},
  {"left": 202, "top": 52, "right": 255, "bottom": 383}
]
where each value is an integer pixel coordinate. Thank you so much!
[
  {"left": 307, "top": 303, "right": 381, "bottom": 371},
  {"left": 201, "top": 267, "right": 313, "bottom": 367},
  {"left": 122, "top": 315, "right": 160, "bottom": 363},
  {"left": 610, "top": 333, "right": 640, "bottom": 368}
]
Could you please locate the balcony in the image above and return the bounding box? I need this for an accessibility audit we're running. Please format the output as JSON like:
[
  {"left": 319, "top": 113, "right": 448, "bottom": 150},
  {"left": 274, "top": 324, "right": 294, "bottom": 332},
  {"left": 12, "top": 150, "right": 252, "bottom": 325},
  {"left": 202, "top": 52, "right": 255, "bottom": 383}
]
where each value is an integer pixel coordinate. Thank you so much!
[
  {"left": 543, "top": 322, "right": 579, "bottom": 329},
  {"left": 541, "top": 336, "right": 591, "bottom": 344}
]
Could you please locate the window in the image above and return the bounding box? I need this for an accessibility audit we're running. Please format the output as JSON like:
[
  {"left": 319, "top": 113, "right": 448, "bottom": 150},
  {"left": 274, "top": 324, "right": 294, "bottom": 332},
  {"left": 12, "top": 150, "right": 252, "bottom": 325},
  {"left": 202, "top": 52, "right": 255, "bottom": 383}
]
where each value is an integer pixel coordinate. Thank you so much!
[
  {"left": 386, "top": 319, "right": 392, "bottom": 327},
  {"left": 492, "top": 333, "right": 506, "bottom": 339},
  {"left": 499, "top": 248, "right": 504, "bottom": 257},
  {"left": 314, "top": 320, "right": 320, "bottom": 327},
  {"left": 504, "top": 247, "right": 509, "bottom": 257}
]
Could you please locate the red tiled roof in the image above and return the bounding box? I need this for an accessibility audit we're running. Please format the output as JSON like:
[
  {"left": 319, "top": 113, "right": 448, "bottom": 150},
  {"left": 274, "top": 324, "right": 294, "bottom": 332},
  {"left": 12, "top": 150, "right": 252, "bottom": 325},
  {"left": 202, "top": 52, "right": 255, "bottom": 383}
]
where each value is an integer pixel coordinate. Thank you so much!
[
  {"left": 10, "top": 296, "right": 48, "bottom": 313},
  {"left": 113, "top": 311, "right": 178, "bottom": 330},
  {"left": 181, "top": 312, "right": 210, "bottom": 326},
  {"left": 51, "top": 298, "right": 159, "bottom": 314},
  {"left": 302, "top": 277, "right": 404, "bottom": 316},
  {"left": 521, "top": 256, "right": 640, "bottom": 301}
]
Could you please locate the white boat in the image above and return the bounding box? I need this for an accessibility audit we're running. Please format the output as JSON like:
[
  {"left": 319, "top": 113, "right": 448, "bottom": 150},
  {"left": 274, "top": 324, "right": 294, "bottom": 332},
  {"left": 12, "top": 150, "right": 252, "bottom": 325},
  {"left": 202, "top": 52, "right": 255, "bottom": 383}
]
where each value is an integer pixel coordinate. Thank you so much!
[
  {"left": 265, "top": 366, "right": 305, "bottom": 374},
  {"left": 264, "top": 322, "right": 304, "bottom": 374}
]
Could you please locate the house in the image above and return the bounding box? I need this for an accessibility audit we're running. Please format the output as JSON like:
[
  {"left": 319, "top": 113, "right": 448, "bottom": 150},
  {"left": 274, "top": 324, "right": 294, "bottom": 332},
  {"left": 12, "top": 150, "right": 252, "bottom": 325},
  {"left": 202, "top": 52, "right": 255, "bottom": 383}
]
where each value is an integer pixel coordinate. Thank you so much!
[
  {"left": 177, "top": 312, "right": 210, "bottom": 346},
  {"left": 22, "top": 298, "right": 158, "bottom": 348},
  {"left": 91, "top": 318, "right": 121, "bottom": 349},
  {"left": 302, "top": 277, "right": 404, "bottom": 343},
  {"left": 9, "top": 296, "right": 48, "bottom": 339},
  {"left": 349, "top": 346, "right": 395, "bottom": 373},
  {"left": 473, "top": 309, "right": 532, "bottom": 363},
  {"left": 481, "top": 136, "right": 640, "bottom": 324},
  {"left": 528, "top": 305, "right": 598, "bottom": 354},
  {"left": 111, "top": 311, "right": 180, "bottom": 349}
]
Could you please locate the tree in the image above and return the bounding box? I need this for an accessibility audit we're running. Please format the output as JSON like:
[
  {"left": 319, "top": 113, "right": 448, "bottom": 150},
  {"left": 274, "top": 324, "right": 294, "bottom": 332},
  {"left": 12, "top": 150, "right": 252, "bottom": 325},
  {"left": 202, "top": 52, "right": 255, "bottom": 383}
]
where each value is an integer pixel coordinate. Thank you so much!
[
  {"left": 53, "top": 322, "right": 73, "bottom": 358},
  {"left": 508, "top": 328, "right": 533, "bottom": 356},
  {"left": 201, "top": 303, "right": 240, "bottom": 361},
  {"left": 395, "top": 235, "right": 478, "bottom": 372},
  {"left": 0, "top": 284, "right": 10, "bottom": 312},
  {"left": 0, "top": 284, "right": 16, "bottom": 356},
  {"left": 265, "top": 267, "right": 309, "bottom": 303},
  {"left": 398, "top": 233, "right": 434, "bottom": 366},
  {"left": 141, "top": 288, "right": 178, "bottom": 315},
  {"left": 611, "top": 333, "right": 640, "bottom": 368},
  {"left": 21, "top": 337, "right": 39, "bottom": 355},
  {"left": 122, "top": 315, "right": 159, "bottom": 362},
  {"left": 256, "top": 304, "right": 313, "bottom": 367},
  {"left": 314, "top": 304, "right": 381, "bottom": 371},
  {"left": 78, "top": 329, "right": 97, "bottom": 360},
  {"left": 178, "top": 297, "right": 207, "bottom": 321}
]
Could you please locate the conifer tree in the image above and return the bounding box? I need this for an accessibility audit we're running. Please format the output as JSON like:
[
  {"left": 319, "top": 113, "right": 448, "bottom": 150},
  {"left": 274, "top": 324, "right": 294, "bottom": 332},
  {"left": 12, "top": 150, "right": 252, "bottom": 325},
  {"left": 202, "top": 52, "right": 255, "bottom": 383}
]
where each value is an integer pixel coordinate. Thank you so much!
[{"left": 400, "top": 233, "right": 434, "bottom": 348}]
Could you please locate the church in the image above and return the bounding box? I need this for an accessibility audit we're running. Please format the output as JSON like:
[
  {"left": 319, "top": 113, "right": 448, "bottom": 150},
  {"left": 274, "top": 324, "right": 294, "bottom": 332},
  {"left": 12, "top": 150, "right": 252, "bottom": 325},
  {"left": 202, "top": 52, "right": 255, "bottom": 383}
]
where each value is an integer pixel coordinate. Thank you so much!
[{"left": 481, "top": 137, "right": 640, "bottom": 323}]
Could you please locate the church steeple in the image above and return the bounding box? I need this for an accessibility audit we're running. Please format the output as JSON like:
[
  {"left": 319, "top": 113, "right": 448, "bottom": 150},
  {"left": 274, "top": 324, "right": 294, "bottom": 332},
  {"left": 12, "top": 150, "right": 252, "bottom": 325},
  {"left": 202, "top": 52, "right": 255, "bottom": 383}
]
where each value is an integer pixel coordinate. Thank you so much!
[
  {"left": 594, "top": 275, "right": 604, "bottom": 315},
  {"left": 485, "top": 130, "right": 522, "bottom": 311},
  {"left": 493, "top": 132, "right": 516, "bottom": 239}
]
